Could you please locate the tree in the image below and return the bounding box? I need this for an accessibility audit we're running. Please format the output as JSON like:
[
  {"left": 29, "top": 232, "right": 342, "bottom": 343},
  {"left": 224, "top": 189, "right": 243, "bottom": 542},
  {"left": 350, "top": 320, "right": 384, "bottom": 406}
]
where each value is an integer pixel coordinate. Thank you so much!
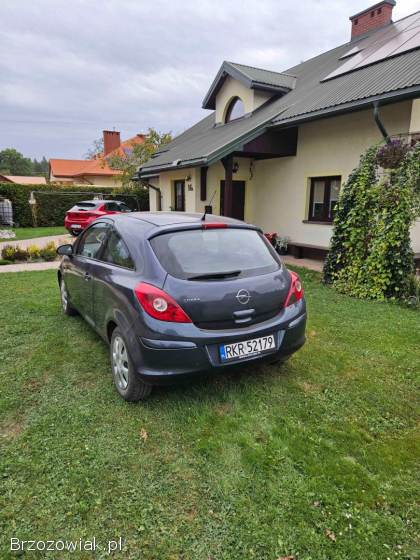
[
  {"left": 32, "top": 156, "right": 49, "bottom": 176},
  {"left": 0, "top": 148, "right": 33, "bottom": 175},
  {"left": 85, "top": 137, "right": 104, "bottom": 159},
  {"left": 107, "top": 128, "right": 172, "bottom": 187}
]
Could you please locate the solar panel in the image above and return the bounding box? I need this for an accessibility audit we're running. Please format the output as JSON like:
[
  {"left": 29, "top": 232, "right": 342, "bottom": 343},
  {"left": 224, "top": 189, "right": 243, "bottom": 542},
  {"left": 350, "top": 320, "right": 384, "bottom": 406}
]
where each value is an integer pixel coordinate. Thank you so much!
[
  {"left": 323, "top": 12, "right": 420, "bottom": 81},
  {"left": 339, "top": 45, "right": 362, "bottom": 60}
]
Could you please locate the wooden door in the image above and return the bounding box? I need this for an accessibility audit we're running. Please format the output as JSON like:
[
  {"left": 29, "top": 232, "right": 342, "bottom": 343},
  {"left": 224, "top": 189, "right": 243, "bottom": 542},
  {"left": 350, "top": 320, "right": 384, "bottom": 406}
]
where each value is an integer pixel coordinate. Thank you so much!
[{"left": 220, "top": 180, "right": 245, "bottom": 220}]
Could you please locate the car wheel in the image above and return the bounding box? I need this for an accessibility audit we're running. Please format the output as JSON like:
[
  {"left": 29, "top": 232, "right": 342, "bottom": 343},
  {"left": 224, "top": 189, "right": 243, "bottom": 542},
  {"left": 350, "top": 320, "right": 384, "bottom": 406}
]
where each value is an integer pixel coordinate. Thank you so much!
[
  {"left": 60, "top": 278, "right": 78, "bottom": 316},
  {"left": 70, "top": 229, "right": 81, "bottom": 237},
  {"left": 110, "top": 328, "right": 152, "bottom": 402}
]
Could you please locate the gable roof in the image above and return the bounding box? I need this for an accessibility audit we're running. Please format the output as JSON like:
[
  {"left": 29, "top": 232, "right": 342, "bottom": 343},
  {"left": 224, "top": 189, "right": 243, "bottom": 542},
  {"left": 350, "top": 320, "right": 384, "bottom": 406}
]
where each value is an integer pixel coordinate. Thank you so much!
[
  {"left": 138, "top": 10, "right": 420, "bottom": 178},
  {"left": 49, "top": 158, "right": 121, "bottom": 178},
  {"left": 50, "top": 134, "right": 145, "bottom": 179},
  {"left": 0, "top": 175, "right": 47, "bottom": 185},
  {"left": 202, "top": 60, "right": 296, "bottom": 110}
]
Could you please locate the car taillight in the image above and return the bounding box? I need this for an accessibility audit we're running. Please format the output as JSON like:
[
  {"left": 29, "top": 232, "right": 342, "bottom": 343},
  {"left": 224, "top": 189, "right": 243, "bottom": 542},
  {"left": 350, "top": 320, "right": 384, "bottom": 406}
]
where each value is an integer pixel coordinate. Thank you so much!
[
  {"left": 134, "top": 282, "right": 192, "bottom": 323},
  {"left": 284, "top": 271, "right": 304, "bottom": 307}
]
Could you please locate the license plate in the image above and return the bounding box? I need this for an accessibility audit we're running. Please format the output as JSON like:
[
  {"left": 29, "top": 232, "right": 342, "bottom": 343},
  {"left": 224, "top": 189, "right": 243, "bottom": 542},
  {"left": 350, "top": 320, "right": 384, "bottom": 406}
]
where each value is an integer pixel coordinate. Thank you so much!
[
  {"left": 219, "top": 334, "right": 276, "bottom": 362},
  {"left": 71, "top": 224, "right": 82, "bottom": 229}
]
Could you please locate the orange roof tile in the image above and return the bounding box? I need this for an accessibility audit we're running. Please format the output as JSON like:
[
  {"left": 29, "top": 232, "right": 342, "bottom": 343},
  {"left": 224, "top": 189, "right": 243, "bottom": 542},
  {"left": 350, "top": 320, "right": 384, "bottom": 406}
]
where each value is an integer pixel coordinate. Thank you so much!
[
  {"left": 0, "top": 175, "right": 47, "bottom": 184},
  {"left": 49, "top": 158, "right": 120, "bottom": 177},
  {"left": 50, "top": 133, "right": 146, "bottom": 178}
]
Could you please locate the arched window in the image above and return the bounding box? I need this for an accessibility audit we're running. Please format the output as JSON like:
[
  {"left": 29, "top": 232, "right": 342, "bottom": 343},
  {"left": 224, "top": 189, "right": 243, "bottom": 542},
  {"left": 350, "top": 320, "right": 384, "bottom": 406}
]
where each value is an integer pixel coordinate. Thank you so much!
[{"left": 225, "top": 97, "right": 245, "bottom": 123}]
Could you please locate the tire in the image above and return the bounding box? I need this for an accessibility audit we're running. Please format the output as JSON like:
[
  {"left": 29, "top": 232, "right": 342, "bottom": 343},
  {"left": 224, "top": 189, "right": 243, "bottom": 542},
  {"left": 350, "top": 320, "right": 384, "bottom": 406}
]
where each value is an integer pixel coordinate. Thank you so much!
[
  {"left": 70, "top": 229, "right": 81, "bottom": 237},
  {"left": 60, "top": 278, "right": 78, "bottom": 316},
  {"left": 110, "top": 328, "right": 152, "bottom": 402}
]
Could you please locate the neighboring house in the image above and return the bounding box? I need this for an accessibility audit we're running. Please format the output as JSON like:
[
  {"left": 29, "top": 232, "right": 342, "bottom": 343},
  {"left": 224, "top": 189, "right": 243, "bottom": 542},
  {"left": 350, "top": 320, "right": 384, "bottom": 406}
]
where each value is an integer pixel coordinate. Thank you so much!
[
  {"left": 0, "top": 175, "right": 47, "bottom": 185},
  {"left": 137, "top": 0, "right": 420, "bottom": 260},
  {"left": 50, "top": 130, "right": 145, "bottom": 188}
]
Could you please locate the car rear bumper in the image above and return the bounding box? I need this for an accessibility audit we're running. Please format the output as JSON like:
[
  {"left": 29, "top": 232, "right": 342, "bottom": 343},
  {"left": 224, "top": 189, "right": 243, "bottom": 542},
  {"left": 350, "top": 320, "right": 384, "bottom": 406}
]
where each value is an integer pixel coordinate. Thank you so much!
[
  {"left": 131, "top": 300, "right": 306, "bottom": 385},
  {"left": 64, "top": 217, "right": 91, "bottom": 231}
]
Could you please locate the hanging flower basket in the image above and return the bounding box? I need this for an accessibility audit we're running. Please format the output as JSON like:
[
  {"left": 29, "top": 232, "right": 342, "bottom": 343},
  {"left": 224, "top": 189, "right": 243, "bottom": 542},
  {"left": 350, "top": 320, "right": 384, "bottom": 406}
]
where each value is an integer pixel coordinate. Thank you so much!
[{"left": 376, "top": 139, "right": 409, "bottom": 169}]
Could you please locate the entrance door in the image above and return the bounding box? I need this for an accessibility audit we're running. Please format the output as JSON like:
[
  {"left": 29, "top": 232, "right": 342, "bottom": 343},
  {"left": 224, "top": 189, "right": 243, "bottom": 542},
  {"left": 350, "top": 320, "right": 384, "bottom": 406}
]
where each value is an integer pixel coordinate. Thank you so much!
[
  {"left": 173, "top": 180, "right": 185, "bottom": 211},
  {"left": 220, "top": 180, "right": 245, "bottom": 220}
]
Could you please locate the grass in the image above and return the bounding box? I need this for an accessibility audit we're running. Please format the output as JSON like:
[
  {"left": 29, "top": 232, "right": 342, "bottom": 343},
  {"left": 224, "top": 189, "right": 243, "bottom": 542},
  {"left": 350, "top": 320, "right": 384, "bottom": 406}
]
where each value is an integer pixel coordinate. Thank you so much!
[
  {"left": 0, "top": 226, "right": 67, "bottom": 241},
  {"left": 0, "top": 268, "right": 419, "bottom": 560}
]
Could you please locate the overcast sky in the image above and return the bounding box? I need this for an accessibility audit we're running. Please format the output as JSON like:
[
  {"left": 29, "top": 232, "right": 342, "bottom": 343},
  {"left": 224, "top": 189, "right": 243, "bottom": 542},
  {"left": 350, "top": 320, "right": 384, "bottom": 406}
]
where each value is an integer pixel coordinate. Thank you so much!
[{"left": 1, "top": 0, "right": 419, "bottom": 160}]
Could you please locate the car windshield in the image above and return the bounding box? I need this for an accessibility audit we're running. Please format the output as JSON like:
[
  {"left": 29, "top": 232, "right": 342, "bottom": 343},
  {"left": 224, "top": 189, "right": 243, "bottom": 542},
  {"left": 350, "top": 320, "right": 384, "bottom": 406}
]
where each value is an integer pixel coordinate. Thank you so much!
[{"left": 150, "top": 228, "right": 279, "bottom": 280}]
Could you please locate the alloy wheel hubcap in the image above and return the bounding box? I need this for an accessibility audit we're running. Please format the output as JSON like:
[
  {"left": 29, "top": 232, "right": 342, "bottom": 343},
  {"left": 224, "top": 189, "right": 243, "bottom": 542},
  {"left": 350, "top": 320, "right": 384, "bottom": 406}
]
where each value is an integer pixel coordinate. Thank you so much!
[{"left": 112, "top": 336, "right": 129, "bottom": 390}]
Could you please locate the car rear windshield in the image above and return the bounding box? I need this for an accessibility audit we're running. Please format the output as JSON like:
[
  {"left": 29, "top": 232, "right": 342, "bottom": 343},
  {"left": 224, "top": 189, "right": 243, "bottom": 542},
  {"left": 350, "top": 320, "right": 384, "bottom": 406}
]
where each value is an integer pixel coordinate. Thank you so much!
[
  {"left": 74, "top": 202, "right": 97, "bottom": 209},
  {"left": 150, "top": 228, "right": 279, "bottom": 280}
]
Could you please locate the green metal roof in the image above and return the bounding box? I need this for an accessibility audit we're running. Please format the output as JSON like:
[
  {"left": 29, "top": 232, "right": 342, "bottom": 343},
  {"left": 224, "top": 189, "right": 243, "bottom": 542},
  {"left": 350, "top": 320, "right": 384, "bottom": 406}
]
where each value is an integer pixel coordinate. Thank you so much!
[
  {"left": 201, "top": 61, "right": 296, "bottom": 110},
  {"left": 138, "top": 11, "right": 420, "bottom": 178}
]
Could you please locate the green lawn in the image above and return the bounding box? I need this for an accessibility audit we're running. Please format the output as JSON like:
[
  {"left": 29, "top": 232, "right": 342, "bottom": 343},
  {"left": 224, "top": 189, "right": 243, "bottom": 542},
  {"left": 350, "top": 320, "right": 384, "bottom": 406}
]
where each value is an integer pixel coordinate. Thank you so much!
[
  {"left": 0, "top": 269, "right": 419, "bottom": 559},
  {"left": 0, "top": 226, "right": 67, "bottom": 241}
]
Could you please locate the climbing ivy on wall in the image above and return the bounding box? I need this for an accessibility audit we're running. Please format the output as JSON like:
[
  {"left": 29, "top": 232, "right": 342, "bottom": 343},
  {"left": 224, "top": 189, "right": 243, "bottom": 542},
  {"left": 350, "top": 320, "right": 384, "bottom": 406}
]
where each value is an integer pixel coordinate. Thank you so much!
[{"left": 323, "top": 141, "right": 420, "bottom": 301}]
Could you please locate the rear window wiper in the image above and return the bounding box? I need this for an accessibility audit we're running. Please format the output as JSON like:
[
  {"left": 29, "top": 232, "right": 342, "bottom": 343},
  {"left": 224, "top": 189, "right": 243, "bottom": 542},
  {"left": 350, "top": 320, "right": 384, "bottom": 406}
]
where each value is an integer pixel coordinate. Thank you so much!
[{"left": 187, "top": 270, "right": 242, "bottom": 281}]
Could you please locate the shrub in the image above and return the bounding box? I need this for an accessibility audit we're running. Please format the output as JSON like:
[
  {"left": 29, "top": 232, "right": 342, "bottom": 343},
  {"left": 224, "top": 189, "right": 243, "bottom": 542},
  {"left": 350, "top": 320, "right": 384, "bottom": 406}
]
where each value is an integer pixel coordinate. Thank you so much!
[
  {"left": 1, "top": 244, "right": 17, "bottom": 261},
  {"left": 39, "top": 241, "right": 57, "bottom": 262},
  {"left": 0, "top": 183, "right": 149, "bottom": 227},
  {"left": 323, "top": 141, "right": 419, "bottom": 301},
  {"left": 27, "top": 244, "right": 41, "bottom": 260},
  {"left": 0, "top": 259, "right": 13, "bottom": 265},
  {"left": 1, "top": 245, "right": 30, "bottom": 262}
]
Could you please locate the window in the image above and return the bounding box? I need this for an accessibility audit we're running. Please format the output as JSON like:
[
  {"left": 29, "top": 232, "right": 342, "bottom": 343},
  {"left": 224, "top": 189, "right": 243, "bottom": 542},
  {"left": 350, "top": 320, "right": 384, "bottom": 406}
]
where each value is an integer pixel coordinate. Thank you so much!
[
  {"left": 76, "top": 223, "right": 109, "bottom": 259},
  {"left": 225, "top": 97, "right": 245, "bottom": 123},
  {"left": 104, "top": 201, "right": 131, "bottom": 212},
  {"left": 308, "top": 176, "right": 341, "bottom": 222},
  {"left": 150, "top": 228, "right": 278, "bottom": 280},
  {"left": 102, "top": 230, "right": 135, "bottom": 269},
  {"left": 173, "top": 180, "right": 185, "bottom": 211},
  {"left": 377, "top": 7, "right": 382, "bottom": 14},
  {"left": 354, "top": 18, "right": 358, "bottom": 25},
  {"left": 370, "top": 10, "right": 375, "bottom": 17}
]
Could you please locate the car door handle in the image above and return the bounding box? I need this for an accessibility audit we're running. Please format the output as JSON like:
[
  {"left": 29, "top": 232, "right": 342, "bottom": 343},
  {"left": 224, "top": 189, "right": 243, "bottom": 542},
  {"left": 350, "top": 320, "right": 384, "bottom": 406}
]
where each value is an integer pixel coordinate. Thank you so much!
[{"left": 84, "top": 272, "right": 92, "bottom": 281}]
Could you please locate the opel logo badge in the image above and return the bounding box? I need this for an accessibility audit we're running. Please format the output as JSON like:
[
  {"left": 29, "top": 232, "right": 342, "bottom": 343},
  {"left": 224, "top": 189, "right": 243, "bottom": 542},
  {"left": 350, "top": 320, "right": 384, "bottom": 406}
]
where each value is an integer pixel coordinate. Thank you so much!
[{"left": 236, "top": 289, "right": 251, "bottom": 305}]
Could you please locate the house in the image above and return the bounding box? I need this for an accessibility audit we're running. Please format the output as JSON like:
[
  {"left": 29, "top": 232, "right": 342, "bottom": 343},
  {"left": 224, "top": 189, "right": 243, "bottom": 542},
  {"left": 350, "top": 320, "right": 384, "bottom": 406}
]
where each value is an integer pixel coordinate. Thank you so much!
[
  {"left": 49, "top": 130, "right": 145, "bottom": 188},
  {"left": 0, "top": 175, "right": 47, "bottom": 185},
  {"left": 137, "top": 0, "right": 420, "bottom": 260}
]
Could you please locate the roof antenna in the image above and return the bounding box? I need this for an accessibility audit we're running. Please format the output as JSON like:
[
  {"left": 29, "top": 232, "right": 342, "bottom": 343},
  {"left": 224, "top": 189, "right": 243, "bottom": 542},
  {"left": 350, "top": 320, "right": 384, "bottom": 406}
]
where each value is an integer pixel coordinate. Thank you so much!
[{"left": 201, "top": 189, "right": 217, "bottom": 221}]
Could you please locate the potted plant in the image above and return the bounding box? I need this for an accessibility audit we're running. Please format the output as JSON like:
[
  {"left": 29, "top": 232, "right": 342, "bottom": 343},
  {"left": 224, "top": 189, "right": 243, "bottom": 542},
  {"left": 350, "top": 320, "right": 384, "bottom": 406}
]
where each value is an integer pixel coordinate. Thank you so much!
[
  {"left": 376, "top": 138, "right": 409, "bottom": 169},
  {"left": 276, "top": 236, "right": 290, "bottom": 255}
]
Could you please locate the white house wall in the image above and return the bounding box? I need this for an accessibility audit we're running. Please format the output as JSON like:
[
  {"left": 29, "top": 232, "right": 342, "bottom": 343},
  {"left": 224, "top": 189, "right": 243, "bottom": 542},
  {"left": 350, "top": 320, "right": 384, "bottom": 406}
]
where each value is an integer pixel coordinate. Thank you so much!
[
  {"left": 149, "top": 98, "right": 420, "bottom": 252},
  {"left": 252, "top": 99, "right": 420, "bottom": 251},
  {"left": 215, "top": 76, "right": 273, "bottom": 123}
]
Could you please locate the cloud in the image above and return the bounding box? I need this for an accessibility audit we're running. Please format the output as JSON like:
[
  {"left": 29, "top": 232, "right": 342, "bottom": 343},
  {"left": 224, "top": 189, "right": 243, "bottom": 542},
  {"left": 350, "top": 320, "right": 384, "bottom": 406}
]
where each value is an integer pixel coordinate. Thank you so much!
[{"left": 0, "top": 0, "right": 419, "bottom": 158}]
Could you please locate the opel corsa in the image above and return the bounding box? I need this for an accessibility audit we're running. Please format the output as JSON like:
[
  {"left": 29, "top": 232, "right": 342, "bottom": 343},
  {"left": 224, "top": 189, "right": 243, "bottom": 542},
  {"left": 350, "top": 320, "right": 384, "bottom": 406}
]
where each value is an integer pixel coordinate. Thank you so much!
[{"left": 57, "top": 212, "right": 306, "bottom": 401}]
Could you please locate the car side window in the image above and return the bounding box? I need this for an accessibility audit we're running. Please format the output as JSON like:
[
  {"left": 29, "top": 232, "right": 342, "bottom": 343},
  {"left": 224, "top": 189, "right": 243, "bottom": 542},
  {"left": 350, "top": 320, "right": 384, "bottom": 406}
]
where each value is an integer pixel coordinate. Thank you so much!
[
  {"left": 104, "top": 202, "right": 120, "bottom": 212},
  {"left": 102, "top": 230, "right": 135, "bottom": 270},
  {"left": 76, "top": 223, "right": 110, "bottom": 259}
]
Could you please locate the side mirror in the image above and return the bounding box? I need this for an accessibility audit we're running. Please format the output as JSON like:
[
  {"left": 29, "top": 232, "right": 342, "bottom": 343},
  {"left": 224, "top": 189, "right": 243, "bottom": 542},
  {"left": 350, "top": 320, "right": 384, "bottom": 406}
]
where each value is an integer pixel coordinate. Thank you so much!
[{"left": 57, "top": 244, "right": 73, "bottom": 257}]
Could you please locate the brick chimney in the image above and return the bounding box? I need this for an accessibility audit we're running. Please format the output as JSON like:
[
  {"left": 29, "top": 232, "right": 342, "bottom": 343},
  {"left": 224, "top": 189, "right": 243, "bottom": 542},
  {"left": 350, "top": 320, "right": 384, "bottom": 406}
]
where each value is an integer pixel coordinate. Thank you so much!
[
  {"left": 350, "top": 0, "right": 396, "bottom": 40},
  {"left": 103, "top": 130, "right": 121, "bottom": 156}
]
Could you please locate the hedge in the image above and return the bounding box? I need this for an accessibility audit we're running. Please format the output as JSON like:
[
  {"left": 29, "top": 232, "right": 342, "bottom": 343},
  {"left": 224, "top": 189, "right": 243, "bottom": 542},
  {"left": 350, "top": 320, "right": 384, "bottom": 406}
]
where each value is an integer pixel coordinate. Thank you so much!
[{"left": 0, "top": 183, "right": 150, "bottom": 227}]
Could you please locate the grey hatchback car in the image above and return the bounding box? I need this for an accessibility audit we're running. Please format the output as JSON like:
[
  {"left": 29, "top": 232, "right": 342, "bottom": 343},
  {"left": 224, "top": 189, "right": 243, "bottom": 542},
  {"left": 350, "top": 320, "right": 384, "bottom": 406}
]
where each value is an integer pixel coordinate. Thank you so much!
[{"left": 57, "top": 212, "right": 306, "bottom": 401}]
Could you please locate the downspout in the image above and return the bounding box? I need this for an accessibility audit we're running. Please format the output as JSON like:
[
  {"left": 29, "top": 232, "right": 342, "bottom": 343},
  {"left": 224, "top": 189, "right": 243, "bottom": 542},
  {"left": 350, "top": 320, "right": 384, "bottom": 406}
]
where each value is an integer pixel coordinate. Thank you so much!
[
  {"left": 132, "top": 175, "right": 162, "bottom": 211},
  {"left": 373, "top": 102, "right": 390, "bottom": 143}
]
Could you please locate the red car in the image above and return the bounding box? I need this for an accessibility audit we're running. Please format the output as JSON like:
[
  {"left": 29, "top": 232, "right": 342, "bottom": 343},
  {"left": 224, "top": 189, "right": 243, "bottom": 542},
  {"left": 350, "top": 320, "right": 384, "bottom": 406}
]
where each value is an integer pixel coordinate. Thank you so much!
[{"left": 64, "top": 200, "right": 132, "bottom": 236}]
